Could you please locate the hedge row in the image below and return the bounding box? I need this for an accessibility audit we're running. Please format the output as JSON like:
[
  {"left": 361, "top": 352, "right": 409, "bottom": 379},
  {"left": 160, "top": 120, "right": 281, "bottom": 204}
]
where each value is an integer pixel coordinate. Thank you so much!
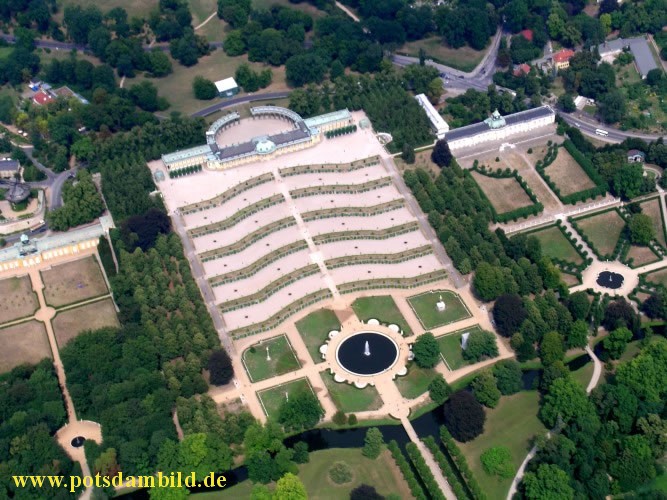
[
  {"left": 440, "top": 427, "right": 485, "bottom": 500},
  {"left": 467, "top": 167, "right": 543, "bottom": 223},
  {"left": 534, "top": 142, "right": 607, "bottom": 205},
  {"left": 387, "top": 441, "right": 427, "bottom": 500},
  {"left": 169, "top": 164, "right": 203, "bottom": 178},
  {"left": 552, "top": 220, "right": 593, "bottom": 272},
  {"left": 406, "top": 442, "right": 446, "bottom": 500},
  {"left": 423, "top": 436, "right": 471, "bottom": 500},
  {"left": 325, "top": 125, "right": 357, "bottom": 138},
  {"left": 568, "top": 210, "right": 626, "bottom": 261}
]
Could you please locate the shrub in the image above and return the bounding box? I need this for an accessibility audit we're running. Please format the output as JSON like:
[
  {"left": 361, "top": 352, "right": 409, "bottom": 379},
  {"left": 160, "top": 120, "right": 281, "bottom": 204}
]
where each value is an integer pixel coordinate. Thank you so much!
[
  {"left": 481, "top": 446, "right": 515, "bottom": 478},
  {"left": 406, "top": 443, "right": 446, "bottom": 500},
  {"left": 208, "top": 349, "right": 233, "bottom": 385},
  {"left": 428, "top": 374, "right": 452, "bottom": 404},
  {"left": 333, "top": 411, "right": 346, "bottom": 425},
  {"left": 328, "top": 461, "right": 353, "bottom": 484},
  {"left": 362, "top": 428, "right": 384, "bottom": 459},
  {"left": 347, "top": 414, "right": 357, "bottom": 425},
  {"left": 387, "top": 441, "right": 426, "bottom": 500}
]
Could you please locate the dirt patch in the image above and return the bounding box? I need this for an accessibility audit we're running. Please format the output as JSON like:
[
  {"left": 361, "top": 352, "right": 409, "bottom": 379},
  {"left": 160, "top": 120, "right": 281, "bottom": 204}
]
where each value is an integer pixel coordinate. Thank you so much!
[
  {"left": 502, "top": 150, "right": 562, "bottom": 214},
  {"left": 52, "top": 298, "right": 119, "bottom": 348},
  {"left": 626, "top": 245, "right": 660, "bottom": 267},
  {"left": 41, "top": 256, "right": 108, "bottom": 308},
  {"left": 0, "top": 275, "right": 38, "bottom": 325},
  {"left": 543, "top": 148, "right": 596, "bottom": 196},
  {"left": 0, "top": 320, "right": 51, "bottom": 372},
  {"left": 470, "top": 171, "right": 533, "bottom": 214},
  {"left": 395, "top": 150, "right": 439, "bottom": 176},
  {"left": 561, "top": 273, "right": 581, "bottom": 287}
]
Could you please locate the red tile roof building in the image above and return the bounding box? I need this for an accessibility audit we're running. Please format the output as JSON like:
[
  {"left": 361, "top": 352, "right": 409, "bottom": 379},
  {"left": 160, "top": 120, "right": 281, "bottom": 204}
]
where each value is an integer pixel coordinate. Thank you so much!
[
  {"left": 519, "top": 29, "right": 534, "bottom": 41},
  {"left": 32, "top": 90, "right": 54, "bottom": 106},
  {"left": 514, "top": 63, "right": 531, "bottom": 76},
  {"left": 553, "top": 49, "right": 575, "bottom": 69}
]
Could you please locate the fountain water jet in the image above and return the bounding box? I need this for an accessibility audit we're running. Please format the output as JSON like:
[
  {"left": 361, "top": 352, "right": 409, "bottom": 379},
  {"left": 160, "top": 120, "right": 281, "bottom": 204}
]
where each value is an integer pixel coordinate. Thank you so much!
[{"left": 364, "top": 341, "right": 371, "bottom": 356}]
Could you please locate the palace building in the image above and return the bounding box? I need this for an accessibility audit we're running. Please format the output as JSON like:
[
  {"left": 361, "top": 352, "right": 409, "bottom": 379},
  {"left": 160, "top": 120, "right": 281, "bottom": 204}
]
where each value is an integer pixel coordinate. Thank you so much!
[
  {"left": 162, "top": 106, "right": 353, "bottom": 173},
  {"left": 445, "top": 106, "right": 556, "bottom": 150}
]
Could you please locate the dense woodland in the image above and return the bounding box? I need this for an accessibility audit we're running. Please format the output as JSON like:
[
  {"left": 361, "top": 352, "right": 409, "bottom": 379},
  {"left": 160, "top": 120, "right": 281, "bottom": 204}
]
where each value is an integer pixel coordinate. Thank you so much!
[{"left": 0, "top": 360, "right": 81, "bottom": 498}]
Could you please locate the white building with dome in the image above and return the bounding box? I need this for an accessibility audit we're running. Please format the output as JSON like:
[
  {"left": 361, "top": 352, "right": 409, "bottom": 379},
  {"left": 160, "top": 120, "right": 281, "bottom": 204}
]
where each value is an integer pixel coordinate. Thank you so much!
[
  {"left": 445, "top": 106, "right": 556, "bottom": 150},
  {"left": 161, "top": 106, "right": 353, "bottom": 173}
]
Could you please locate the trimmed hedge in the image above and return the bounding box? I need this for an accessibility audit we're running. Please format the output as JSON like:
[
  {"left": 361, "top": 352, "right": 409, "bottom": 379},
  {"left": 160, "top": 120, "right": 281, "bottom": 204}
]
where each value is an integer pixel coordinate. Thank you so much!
[
  {"left": 468, "top": 165, "right": 543, "bottom": 223},
  {"left": 97, "top": 236, "right": 117, "bottom": 277},
  {"left": 534, "top": 141, "right": 607, "bottom": 205},
  {"left": 325, "top": 125, "right": 357, "bottom": 139},
  {"left": 423, "top": 436, "right": 472, "bottom": 500},
  {"left": 169, "top": 164, "right": 203, "bottom": 178},
  {"left": 406, "top": 442, "right": 446, "bottom": 500},
  {"left": 440, "top": 427, "right": 485, "bottom": 500},
  {"left": 387, "top": 440, "right": 427, "bottom": 500}
]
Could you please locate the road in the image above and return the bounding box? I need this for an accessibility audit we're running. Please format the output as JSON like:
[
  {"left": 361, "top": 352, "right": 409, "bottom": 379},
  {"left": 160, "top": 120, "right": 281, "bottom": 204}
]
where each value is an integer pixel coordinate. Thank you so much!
[{"left": 191, "top": 91, "right": 290, "bottom": 117}]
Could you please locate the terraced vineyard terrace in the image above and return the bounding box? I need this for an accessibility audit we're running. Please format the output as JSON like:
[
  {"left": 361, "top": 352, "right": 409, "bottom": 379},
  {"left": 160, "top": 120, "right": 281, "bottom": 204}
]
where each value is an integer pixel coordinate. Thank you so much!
[
  {"left": 219, "top": 264, "right": 321, "bottom": 312},
  {"left": 301, "top": 200, "right": 405, "bottom": 222},
  {"left": 199, "top": 217, "right": 298, "bottom": 261},
  {"left": 311, "top": 222, "right": 420, "bottom": 244},
  {"left": 338, "top": 270, "right": 448, "bottom": 294},
  {"left": 208, "top": 241, "right": 309, "bottom": 286},
  {"left": 279, "top": 156, "right": 381, "bottom": 176},
  {"left": 188, "top": 194, "right": 285, "bottom": 238},
  {"left": 324, "top": 246, "right": 433, "bottom": 269},
  {"left": 289, "top": 177, "right": 393, "bottom": 198},
  {"left": 180, "top": 172, "right": 274, "bottom": 214}
]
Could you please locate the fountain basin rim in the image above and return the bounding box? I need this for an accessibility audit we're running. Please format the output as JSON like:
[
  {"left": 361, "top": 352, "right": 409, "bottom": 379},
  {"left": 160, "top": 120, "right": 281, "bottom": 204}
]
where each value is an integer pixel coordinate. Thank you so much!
[{"left": 334, "top": 330, "right": 400, "bottom": 377}]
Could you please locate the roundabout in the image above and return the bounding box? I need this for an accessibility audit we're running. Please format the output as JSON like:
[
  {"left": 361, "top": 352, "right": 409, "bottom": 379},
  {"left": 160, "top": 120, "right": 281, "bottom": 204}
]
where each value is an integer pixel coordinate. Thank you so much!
[
  {"left": 577, "top": 260, "right": 638, "bottom": 296},
  {"left": 320, "top": 318, "right": 412, "bottom": 387}
]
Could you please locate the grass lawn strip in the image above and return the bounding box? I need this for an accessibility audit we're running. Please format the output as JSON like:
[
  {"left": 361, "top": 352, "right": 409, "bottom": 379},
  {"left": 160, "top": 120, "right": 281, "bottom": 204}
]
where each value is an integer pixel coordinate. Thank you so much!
[
  {"left": 395, "top": 363, "right": 437, "bottom": 399},
  {"left": 295, "top": 309, "right": 341, "bottom": 364},
  {"left": 52, "top": 298, "right": 119, "bottom": 348},
  {"left": 0, "top": 275, "right": 39, "bottom": 325},
  {"left": 639, "top": 197, "right": 667, "bottom": 249},
  {"left": 573, "top": 209, "right": 626, "bottom": 257},
  {"left": 457, "top": 391, "right": 546, "bottom": 499},
  {"left": 530, "top": 225, "right": 584, "bottom": 265},
  {"left": 41, "top": 256, "right": 108, "bottom": 308},
  {"left": 470, "top": 171, "right": 533, "bottom": 215},
  {"left": 543, "top": 147, "right": 596, "bottom": 196},
  {"left": 320, "top": 371, "right": 383, "bottom": 413},
  {"left": 407, "top": 290, "right": 472, "bottom": 330},
  {"left": 256, "top": 377, "right": 317, "bottom": 419},
  {"left": 351, "top": 296, "right": 412, "bottom": 335},
  {"left": 437, "top": 325, "right": 484, "bottom": 371},
  {"left": 242, "top": 334, "right": 301, "bottom": 382},
  {"left": 0, "top": 320, "right": 52, "bottom": 372},
  {"left": 398, "top": 36, "right": 485, "bottom": 72}
]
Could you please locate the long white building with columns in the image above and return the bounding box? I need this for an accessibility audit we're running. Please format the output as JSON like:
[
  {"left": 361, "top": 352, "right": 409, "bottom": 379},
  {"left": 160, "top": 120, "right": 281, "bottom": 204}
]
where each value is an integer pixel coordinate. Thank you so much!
[{"left": 445, "top": 106, "right": 556, "bottom": 150}]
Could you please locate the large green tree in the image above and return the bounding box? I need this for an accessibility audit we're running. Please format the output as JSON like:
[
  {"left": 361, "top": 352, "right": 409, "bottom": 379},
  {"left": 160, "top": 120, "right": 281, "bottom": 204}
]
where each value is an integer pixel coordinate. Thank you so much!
[
  {"left": 413, "top": 332, "right": 440, "bottom": 368},
  {"left": 629, "top": 213, "right": 655, "bottom": 245},
  {"left": 472, "top": 370, "right": 501, "bottom": 408},
  {"left": 522, "top": 464, "right": 574, "bottom": 499}
]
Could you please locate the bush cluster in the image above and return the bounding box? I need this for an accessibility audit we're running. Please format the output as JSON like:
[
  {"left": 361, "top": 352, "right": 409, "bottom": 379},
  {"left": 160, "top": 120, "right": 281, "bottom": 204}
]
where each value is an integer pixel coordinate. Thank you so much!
[
  {"left": 422, "top": 437, "right": 470, "bottom": 500},
  {"left": 440, "top": 427, "right": 485, "bottom": 499},
  {"left": 406, "top": 442, "right": 446, "bottom": 500},
  {"left": 468, "top": 165, "right": 544, "bottom": 223},
  {"left": 387, "top": 441, "right": 427, "bottom": 500},
  {"left": 533, "top": 140, "right": 608, "bottom": 205},
  {"left": 325, "top": 125, "right": 357, "bottom": 139},
  {"left": 169, "top": 164, "right": 203, "bottom": 178}
]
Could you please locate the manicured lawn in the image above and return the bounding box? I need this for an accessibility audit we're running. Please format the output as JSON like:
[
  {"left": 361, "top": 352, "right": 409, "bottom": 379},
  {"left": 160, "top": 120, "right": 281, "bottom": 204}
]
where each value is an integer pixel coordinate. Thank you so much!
[
  {"left": 197, "top": 448, "right": 412, "bottom": 499},
  {"left": 395, "top": 363, "right": 437, "bottom": 399},
  {"left": 320, "top": 371, "right": 383, "bottom": 413},
  {"left": 0, "top": 47, "right": 14, "bottom": 60},
  {"left": 408, "top": 290, "right": 471, "bottom": 330},
  {"left": 639, "top": 197, "right": 667, "bottom": 248},
  {"left": 644, "top": 268, "right": 667, "bottom": 289},
  {"left": 352, "top": 296, "right": 412, "bottom": 335},
  {"left": 437, "top": 325, "right": 484, "bottom": 370},
  {"left": 398, "top": 36, "right": 486, "bottom": 72},
  {"left": 296, "top": 308, "right": 341, "bottom": 364},
  {"left": 458, "top": 391, "right": 546, "bottom": 499},
  {"left": 570, "top": 360, "right": 594, "bottom": 390},
  {"left": 257, "top": 378, "right": 316, "bottom": 419},
  {"left": 574, "top": 210, "right": 626, "bottom": 257},
  {"left": 242, "top": 334, "right": 301, "bottom": 382},
  {"left": 531, "top": 226, "right": 583, "bottom": 264}
]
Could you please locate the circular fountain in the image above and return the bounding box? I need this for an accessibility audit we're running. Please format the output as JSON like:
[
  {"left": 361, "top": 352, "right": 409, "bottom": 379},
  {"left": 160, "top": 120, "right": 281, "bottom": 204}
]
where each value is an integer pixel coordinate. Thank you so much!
[
  {"left": 71, "top": 436, "right": 86, "bottom": 448},
  {"left": 596, "top": 270, "right": 624, "bottom": 290},
  {"left": 335, "top": 331, "right": 399, "bottom": 376}
]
